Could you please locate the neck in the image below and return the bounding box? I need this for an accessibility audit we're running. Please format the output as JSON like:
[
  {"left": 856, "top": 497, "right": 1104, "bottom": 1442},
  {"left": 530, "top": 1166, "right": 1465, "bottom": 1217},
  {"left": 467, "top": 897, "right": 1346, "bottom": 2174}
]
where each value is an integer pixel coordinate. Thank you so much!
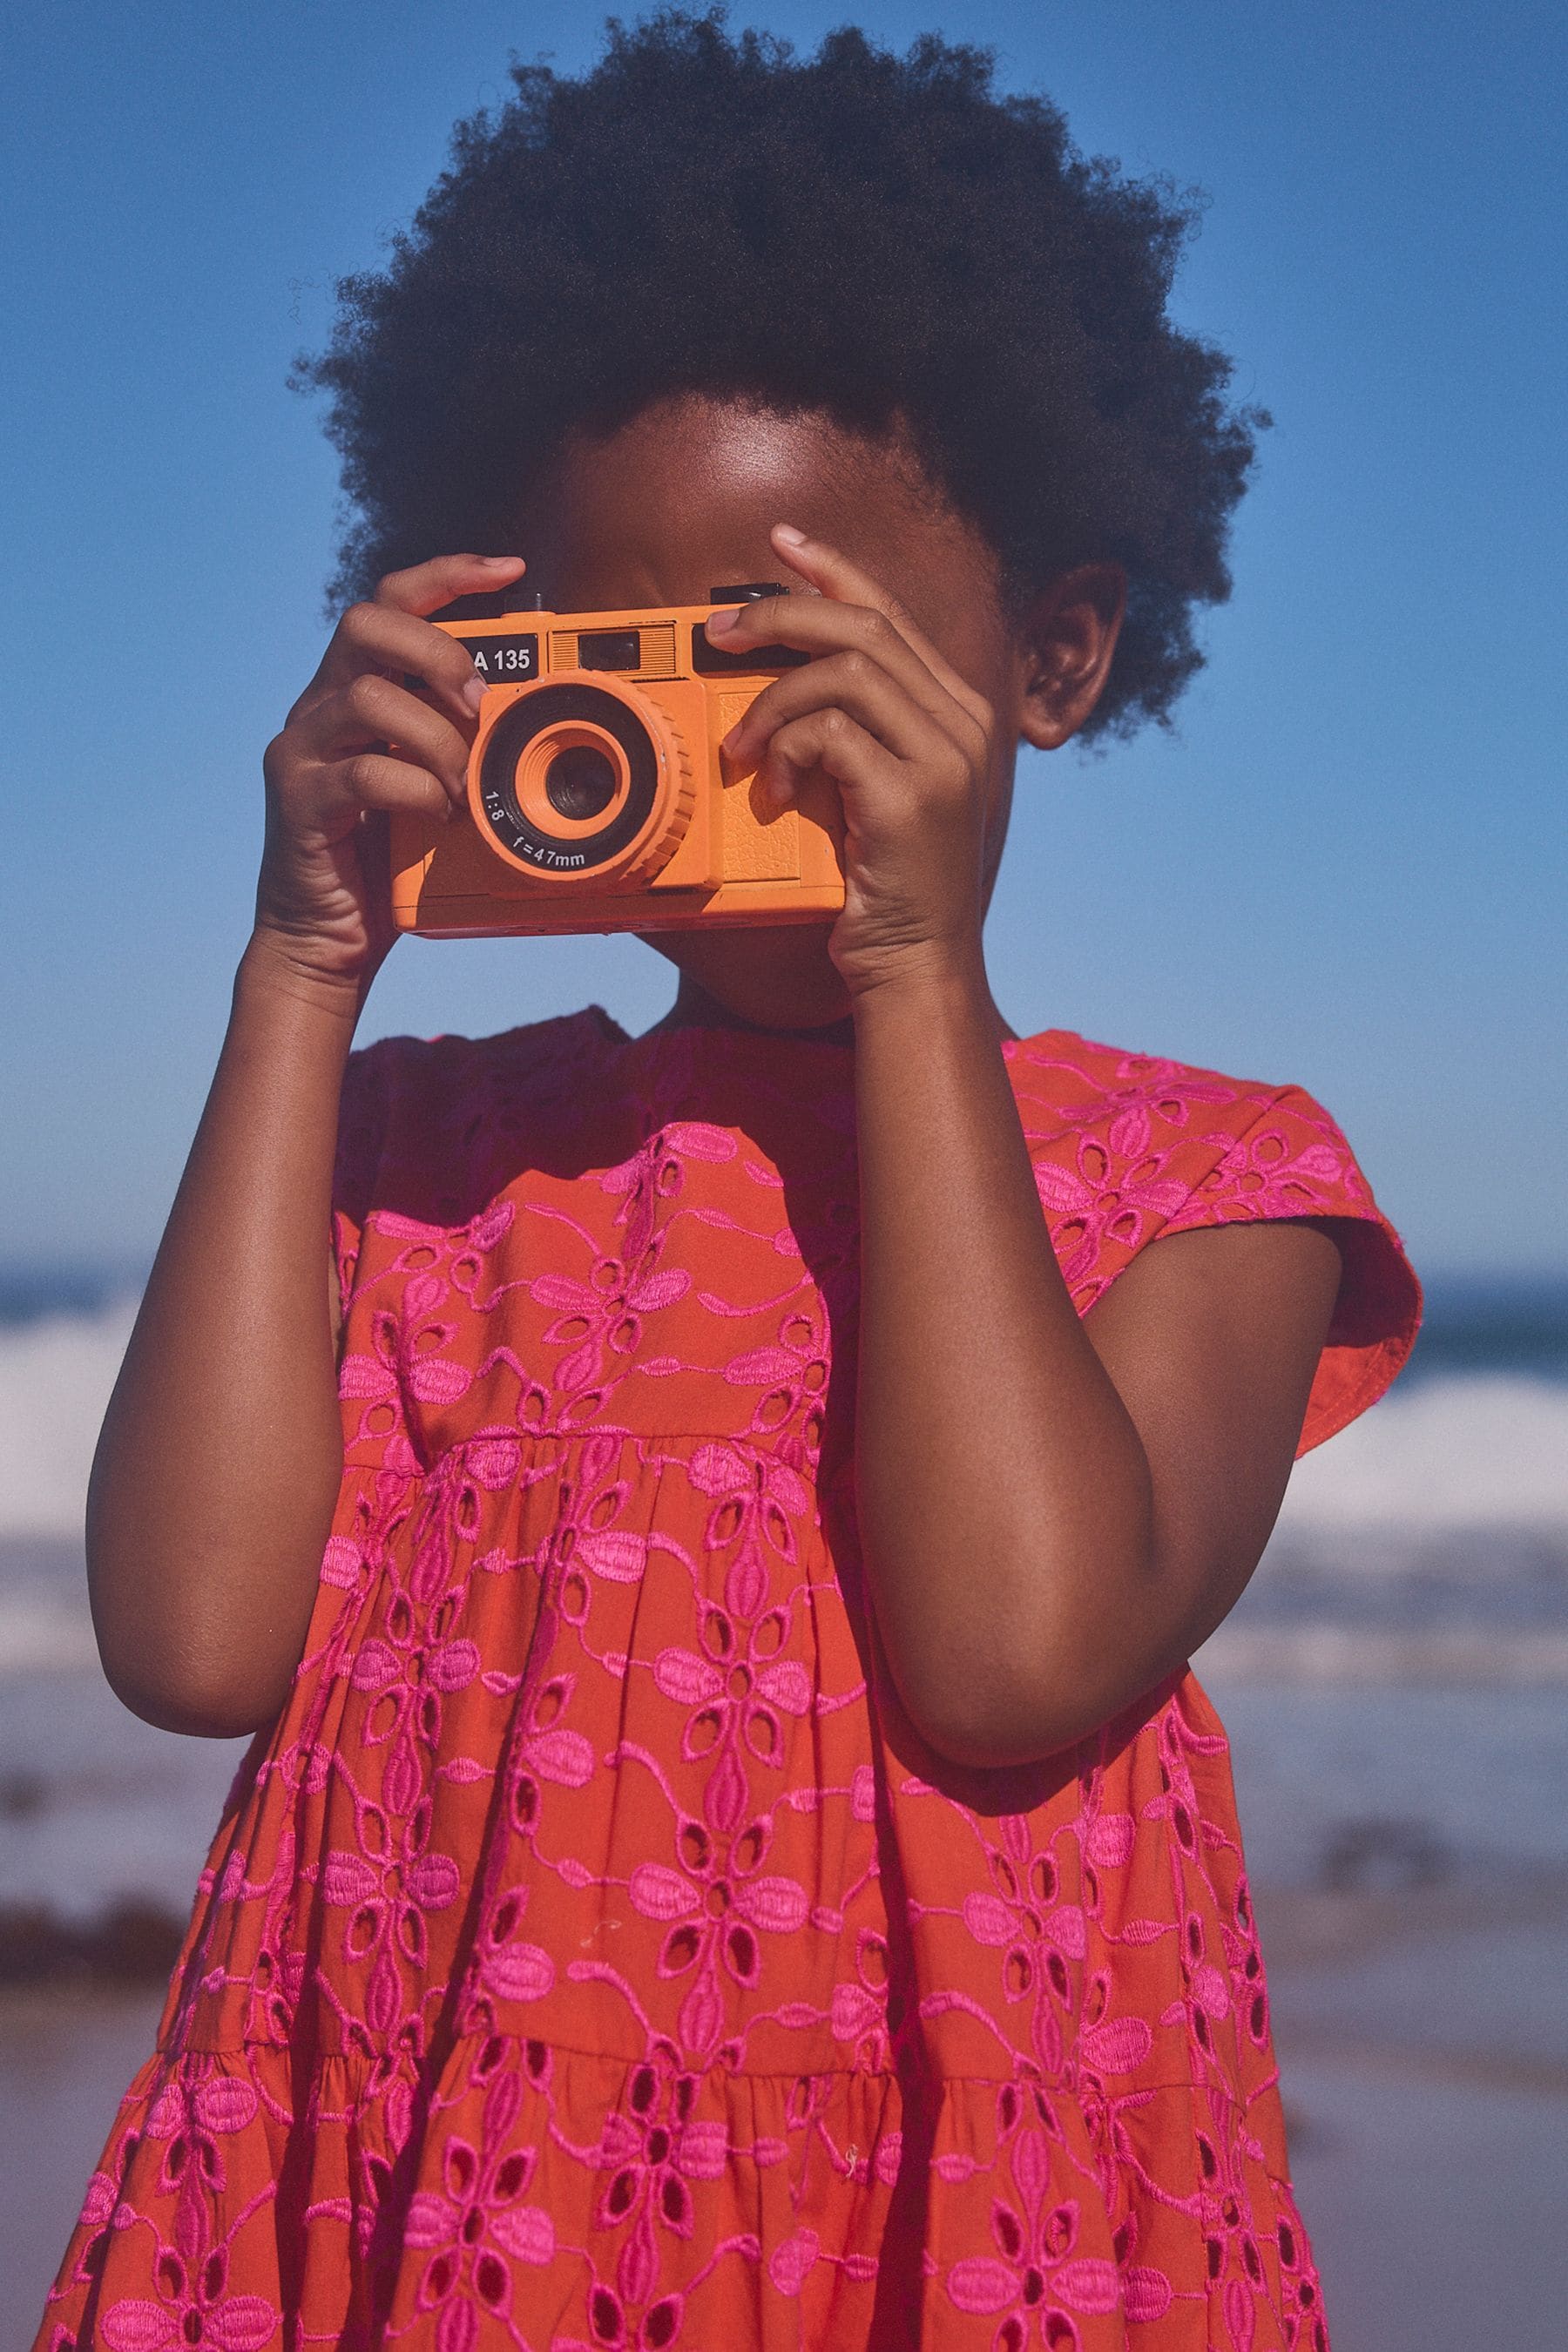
[
  {"left": 642, "top": 971, "right": 856, "bottom": 1046},
  {"left": 641, "top": 967, "right": 1017, "bottom": 1049}
]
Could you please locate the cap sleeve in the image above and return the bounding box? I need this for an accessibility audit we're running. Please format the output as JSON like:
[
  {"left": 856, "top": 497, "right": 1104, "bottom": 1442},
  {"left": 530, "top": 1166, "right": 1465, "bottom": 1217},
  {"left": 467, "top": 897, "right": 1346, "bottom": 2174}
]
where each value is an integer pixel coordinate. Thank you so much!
[{"left": 1161, "top": 1084, "right": 1422, "bottom": 1454}]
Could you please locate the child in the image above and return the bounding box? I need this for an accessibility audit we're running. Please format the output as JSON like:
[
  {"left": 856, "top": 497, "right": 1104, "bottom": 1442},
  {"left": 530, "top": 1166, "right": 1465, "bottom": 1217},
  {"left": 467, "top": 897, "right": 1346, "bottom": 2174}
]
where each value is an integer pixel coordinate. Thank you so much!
[{"left": 37, "top": 17, "right": 1417, "bottom": 2350}]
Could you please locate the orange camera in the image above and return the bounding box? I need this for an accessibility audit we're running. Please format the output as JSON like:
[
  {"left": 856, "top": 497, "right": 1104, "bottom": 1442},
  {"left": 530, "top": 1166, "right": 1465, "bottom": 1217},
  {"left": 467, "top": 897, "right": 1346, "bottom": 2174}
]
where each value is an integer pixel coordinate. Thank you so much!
[{"left": 389, "top": 584, "right": 846, "bottom": 936}]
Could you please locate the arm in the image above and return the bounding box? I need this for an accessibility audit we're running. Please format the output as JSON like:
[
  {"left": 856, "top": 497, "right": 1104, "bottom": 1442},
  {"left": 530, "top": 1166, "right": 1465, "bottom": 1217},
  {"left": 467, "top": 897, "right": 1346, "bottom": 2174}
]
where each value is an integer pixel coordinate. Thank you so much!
[
  {"left": 87, "top": 552, "right": 524, "bottom": 1736},
  {"left": 713, "top": 527, "right": 1342, "bottom": 1768},
  {"left": 89, "top": 952, "right": 357, "bottom": 1736},
  {"left": 852, "top": 966, "right": 1341, "bottom": 1765}
]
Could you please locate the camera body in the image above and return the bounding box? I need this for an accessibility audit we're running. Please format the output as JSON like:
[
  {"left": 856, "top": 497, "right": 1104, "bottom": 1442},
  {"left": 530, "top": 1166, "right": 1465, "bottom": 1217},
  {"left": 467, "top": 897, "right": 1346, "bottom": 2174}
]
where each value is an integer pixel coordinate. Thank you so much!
[{"left": 389, "top": 585, "right": 846, "bottom": 936}]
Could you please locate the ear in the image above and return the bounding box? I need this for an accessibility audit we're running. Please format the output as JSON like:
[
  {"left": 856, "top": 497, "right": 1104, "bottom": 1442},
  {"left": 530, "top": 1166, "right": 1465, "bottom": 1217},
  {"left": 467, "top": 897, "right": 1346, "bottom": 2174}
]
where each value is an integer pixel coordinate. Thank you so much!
[{"left": 1016, "top": 564, "right": 1126, "bottom": 751}]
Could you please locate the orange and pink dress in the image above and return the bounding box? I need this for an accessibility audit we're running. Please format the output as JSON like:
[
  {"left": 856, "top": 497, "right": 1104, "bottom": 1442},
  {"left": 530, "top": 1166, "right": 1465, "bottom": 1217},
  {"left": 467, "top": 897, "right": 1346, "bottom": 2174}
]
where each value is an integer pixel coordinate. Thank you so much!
[{"left": 36, "top": 1014, "right": 1417, "bottom": 2352}]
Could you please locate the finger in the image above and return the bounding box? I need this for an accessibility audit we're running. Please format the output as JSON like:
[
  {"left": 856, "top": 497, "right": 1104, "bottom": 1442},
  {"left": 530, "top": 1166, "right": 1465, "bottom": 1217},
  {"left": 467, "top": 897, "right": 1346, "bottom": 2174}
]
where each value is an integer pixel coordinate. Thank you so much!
[
  {"left": 769, "top": 524, "right": 993, "bottom": 730},
  {"left": 300, "top": 673, "right": 471, "bottom": 802},
  {"left": 706, "top": 572, "right": 988, "bottom": 749},
  {"left": 756, "top": 707, "right": 901, "bottom": 808},
  {"left": 372, "top": 552, "right": 525, "bottom": 619},
  {"left": 321, "top": 751, "right": 457, "bottom": 828},
  {"left": 722, "top": 647, "right": 983, "bottom": 781},
  {"left": 317, "top": 599, "right": 493, "bottom": 724}
]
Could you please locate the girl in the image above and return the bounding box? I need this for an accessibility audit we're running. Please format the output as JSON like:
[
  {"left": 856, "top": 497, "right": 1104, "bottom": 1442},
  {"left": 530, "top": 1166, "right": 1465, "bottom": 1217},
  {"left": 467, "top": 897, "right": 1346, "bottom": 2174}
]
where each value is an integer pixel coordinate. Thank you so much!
[{"left": 37, "top": 17, "right": 1417, "bottom": 2350}]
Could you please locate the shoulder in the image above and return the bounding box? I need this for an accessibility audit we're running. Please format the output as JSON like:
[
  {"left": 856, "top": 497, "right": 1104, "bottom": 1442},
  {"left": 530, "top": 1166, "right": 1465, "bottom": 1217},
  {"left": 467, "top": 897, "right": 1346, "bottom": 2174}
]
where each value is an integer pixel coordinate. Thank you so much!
[
  {"left": 1008, "top": 1028, "right": 1423, "bottom": 1450},
  {"left": 341, "top": 1007, "right": 619, "bottom": 1120},
  {"left": 334, "top": 1007, "right": 625, "bottom": 1227},
  {"left": 1008, "top": 1025, "right": 1315, "bottom": 1141},
  {"left": 1004, "top": 1025, "right": 1376, "bottom": 1243},
  {"left": 1007, "top": 1025, "right": 1386, "bottom": 1226}
]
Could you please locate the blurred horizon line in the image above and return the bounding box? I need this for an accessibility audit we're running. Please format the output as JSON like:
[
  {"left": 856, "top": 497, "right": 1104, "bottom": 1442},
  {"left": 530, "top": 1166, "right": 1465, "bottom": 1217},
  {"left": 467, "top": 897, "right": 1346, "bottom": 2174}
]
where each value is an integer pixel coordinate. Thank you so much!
[{"left": 2, "top": 1258, "right": 1564, "bottom": 1382}]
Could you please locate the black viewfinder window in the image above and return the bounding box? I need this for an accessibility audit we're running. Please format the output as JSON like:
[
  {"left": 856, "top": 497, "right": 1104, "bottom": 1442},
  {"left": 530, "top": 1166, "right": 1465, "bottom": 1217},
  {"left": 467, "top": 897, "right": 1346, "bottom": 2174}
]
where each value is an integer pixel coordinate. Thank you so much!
[
  {"left": 691, "top": 627, "right": 810, "bottom": 676},
  {"left": 578, "top": 629, "right": 642, "bottom": 672}
]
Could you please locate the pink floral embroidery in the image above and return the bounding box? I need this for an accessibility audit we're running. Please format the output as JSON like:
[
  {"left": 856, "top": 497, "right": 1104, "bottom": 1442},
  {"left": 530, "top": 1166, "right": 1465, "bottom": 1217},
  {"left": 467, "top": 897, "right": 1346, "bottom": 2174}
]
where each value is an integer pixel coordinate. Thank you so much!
[{"left": 36, "top": 1018, "right": 1413, "bottom": 2351}]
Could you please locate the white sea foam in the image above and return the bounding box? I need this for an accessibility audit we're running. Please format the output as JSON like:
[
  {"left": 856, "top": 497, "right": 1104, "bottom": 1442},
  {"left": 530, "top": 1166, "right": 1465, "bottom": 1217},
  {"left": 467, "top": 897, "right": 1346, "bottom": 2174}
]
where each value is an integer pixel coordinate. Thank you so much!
[
  {"left": 0, "top": 1301, "right": 1564, "bottom": 1546},
  {"left": 0, "top": 1299, "right": 136, "bottom": 1540},
  {"left": 1281, "top": 1374, "right": 1568, "bottom": 1534},
  {"left": 1196, "top": 1624, "right": 1568, "bottom": 1686},
  {"left": 0, "top": 1586, "right": 100, "bottom": 1674}
]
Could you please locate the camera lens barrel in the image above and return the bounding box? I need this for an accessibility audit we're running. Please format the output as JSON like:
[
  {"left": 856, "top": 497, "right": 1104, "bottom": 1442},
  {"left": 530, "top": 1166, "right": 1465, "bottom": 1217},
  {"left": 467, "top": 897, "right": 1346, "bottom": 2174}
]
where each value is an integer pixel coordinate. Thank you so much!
[{"left": 476, "top": 681, "right": 664, "bottom": 875}]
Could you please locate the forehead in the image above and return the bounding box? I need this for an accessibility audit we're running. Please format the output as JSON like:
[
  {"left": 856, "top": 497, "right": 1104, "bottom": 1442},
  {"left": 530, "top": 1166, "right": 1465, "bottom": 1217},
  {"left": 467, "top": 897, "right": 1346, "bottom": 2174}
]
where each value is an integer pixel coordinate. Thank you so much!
[{"left": 521, "top": 395, "right": 1002, "bottom": 625}]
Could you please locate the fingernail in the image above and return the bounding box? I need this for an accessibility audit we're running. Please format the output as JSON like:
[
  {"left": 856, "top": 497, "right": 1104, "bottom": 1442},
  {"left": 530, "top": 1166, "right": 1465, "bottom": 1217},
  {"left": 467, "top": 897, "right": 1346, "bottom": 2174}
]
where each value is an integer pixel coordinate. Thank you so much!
[
  {"left": 774, "top": 524, "right": 807, "bottom": 547},
  {"left": 706, "top": 607, "right": 741, "bottom": 638},
  {"left": 481, "top": 554, "right": 524, "bottom": 569},
  {"left": 462, "top": 675, "right": 487, "bottom": 713},
  {"left": 720, "top": 723, "right": 743, "bottom": 754}
]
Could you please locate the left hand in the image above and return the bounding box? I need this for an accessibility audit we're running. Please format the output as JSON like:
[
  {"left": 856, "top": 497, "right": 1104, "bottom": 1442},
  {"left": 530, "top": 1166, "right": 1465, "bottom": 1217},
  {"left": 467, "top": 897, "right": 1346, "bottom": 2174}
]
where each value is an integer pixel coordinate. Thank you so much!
[{"left": 706, "top": 526, "right": 997, "bottom": 999}]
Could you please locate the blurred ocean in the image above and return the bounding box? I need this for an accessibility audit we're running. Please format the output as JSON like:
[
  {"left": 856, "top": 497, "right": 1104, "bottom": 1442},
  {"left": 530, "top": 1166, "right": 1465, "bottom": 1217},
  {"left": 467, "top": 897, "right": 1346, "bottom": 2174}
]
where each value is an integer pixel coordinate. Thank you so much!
[{"left": 2, "top": 1267, "right": 1565, "bottom": 2349}]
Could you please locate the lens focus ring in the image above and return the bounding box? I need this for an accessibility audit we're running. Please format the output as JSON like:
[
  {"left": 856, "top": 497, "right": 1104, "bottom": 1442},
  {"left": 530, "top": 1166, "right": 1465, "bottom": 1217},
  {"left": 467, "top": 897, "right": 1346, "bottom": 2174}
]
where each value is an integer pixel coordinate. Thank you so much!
[{"left": 476, "top": 682, "right": 683, "bottom": 876}]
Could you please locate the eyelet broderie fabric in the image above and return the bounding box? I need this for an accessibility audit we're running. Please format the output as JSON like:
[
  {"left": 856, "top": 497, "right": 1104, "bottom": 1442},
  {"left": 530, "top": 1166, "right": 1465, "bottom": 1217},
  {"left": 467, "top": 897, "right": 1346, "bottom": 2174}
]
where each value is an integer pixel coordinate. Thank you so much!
[{"left": 35, "top": 1014, "right": 1417, "bottom": 2352}]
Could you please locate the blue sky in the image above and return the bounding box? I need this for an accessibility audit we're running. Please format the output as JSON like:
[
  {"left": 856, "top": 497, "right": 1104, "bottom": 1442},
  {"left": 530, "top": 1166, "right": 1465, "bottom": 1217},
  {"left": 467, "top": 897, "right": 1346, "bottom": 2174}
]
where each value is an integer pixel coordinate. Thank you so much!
[{"left": 3, "top": 0, "right": 1564, "bottom": 1275}]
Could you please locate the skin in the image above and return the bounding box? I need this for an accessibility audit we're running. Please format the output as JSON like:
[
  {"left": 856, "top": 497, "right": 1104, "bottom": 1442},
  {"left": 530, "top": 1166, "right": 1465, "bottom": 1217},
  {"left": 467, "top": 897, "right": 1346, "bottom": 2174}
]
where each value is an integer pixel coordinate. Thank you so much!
[{"left": 86, "top": 395, "right": 1342, "bottom": 1764}]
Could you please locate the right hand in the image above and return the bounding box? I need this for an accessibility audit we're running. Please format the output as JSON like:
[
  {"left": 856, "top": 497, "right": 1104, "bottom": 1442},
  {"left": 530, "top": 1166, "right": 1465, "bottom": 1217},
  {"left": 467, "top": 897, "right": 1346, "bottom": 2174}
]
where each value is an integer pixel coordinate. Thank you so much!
[{"left": 254, "top": 552, "right": 526, "bottom": 990}]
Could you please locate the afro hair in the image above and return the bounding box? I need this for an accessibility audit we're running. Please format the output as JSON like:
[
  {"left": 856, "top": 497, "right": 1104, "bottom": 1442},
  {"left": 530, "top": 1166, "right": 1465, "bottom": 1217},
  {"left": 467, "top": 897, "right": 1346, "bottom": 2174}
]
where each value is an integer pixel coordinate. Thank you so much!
[{"left": 299, "top": 9, "right": 1266, "bottom": 739}]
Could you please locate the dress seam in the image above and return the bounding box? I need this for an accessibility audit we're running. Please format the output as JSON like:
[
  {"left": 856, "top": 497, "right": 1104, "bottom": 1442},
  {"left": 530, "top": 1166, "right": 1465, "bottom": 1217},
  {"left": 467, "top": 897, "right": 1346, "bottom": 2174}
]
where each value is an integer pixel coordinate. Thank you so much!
[
  {"left": 149, "top": 2031, "right": 1218, "bottom": 2098},
  {"left": 341, "top": 1426, "right": 833, "bottom": 1468}
]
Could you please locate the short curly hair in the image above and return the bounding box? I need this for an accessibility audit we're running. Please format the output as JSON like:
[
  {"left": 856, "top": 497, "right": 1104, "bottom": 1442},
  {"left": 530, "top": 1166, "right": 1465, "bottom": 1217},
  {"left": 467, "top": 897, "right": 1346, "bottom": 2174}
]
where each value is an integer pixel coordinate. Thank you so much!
[{"left": 300, "top": 10, "right": 1266, "bottom": 739}]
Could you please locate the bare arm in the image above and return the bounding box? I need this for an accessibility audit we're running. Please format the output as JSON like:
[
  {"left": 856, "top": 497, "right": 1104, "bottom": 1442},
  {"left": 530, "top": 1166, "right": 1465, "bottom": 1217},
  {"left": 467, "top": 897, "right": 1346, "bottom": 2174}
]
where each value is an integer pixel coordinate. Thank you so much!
[
  {"left": 86, "top": 551, "right": 524, "bottom": 1735},
  {"left": 718, "top": 526, "right": 1343, "bottom": 1768},
  {"left": 88, "top": 950, "right": 358, "bottom": 1734},
  {"left": 851, "top": 967, "right": 1341, "bottom": 1767}
]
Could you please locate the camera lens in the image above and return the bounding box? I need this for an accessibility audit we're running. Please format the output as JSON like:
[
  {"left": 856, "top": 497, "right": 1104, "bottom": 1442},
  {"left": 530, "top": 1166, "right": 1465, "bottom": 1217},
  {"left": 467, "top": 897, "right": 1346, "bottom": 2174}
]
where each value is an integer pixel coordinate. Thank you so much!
[
  {"left": 476, "top": 681, "right": 665, "bottom": 875},
  {"left": 544, "top": 744, "right": 618, "bottom": 821}
]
